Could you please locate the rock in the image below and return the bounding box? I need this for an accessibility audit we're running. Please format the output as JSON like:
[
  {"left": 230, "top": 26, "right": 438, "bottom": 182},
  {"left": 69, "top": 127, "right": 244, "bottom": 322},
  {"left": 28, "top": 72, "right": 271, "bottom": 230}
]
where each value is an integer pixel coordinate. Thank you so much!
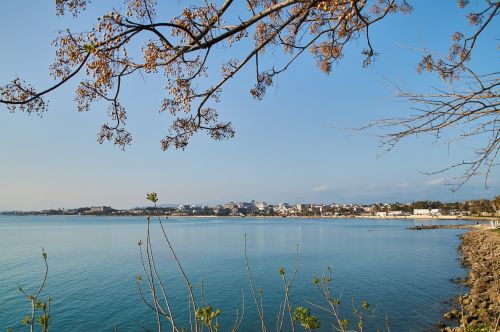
[
  {"left": 408, "top": 224, "right": 473, "bottom": 230},
  {"left": 476, "top": 281, "right": 488, "bottom": 291},
  {"left": 444, "top": 229, "right": 500, "bottom": 331},
  {"left": 436, "top": 321, "right": 446, "bottom": 328},
  {"left": 443, "top": 312, "right": 453, "bottom": 320}
]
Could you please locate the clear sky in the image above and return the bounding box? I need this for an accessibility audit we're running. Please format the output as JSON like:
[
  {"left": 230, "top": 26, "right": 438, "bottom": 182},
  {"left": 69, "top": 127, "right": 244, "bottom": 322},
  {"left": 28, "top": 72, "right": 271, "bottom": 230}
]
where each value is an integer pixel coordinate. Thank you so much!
[{"left": 0, "top": 1, "right": 498, "bottom": 210}]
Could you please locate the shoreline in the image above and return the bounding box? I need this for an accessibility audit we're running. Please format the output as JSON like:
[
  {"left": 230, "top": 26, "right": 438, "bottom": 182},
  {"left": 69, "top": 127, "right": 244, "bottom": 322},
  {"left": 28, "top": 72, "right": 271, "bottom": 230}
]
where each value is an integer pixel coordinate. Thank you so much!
[
  {"left": 439, "top": 227, "right": 500, "bottom": 332},
  {"left": 1, "top": 213, "right": 497, "bottom": 222}
]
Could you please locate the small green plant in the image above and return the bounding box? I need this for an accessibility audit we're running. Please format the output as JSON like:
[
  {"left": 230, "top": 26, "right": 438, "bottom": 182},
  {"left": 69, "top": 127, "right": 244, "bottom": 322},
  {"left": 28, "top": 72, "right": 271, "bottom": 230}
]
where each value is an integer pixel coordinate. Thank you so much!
[
  {"left": 17, "top": 249, "right": 51, "bottom": 332},
  {"left": 146, "top": 192, "right": 159, "bottom": 203},
  {"left": 195, "top": 306, "right": 221, "bottom": 331},
  {"left": 292, "top": 307, "right": 320, "bottom": 330},
  {"left": 465, "top": 323, "right": 490, "bottom": 332}
]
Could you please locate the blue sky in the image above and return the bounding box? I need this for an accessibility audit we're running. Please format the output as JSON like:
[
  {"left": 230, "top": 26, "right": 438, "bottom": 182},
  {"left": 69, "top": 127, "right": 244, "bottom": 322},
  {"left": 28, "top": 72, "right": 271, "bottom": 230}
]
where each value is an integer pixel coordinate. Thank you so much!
[{"left": 0, "top": 1, "right": 498, "bottom": 210}]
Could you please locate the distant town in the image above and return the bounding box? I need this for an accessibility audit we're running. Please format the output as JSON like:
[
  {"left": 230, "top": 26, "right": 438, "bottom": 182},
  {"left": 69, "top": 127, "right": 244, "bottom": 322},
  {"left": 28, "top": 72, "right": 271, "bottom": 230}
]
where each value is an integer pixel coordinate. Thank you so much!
[{"left": 2, "top": 197, "right": 499, "bottom": 219}]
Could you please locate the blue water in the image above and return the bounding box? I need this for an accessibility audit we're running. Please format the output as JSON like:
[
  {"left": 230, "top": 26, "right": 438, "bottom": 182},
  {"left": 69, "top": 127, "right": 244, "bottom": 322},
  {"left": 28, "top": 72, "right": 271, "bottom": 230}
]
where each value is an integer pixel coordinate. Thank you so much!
[{"left": 0, "top": 216, "right": 470, "bottom": 331}]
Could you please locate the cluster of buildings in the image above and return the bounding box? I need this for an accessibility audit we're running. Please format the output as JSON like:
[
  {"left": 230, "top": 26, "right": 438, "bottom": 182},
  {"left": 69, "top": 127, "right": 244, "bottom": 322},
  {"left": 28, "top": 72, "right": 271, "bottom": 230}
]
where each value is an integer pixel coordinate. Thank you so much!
[
  {"left": 36, "top": 206, "right": 116, "bottom": 215},
  {"left": 6, "top": 199, "right": 498, "bottom": 218},
  {"left": 146, "top": 201, "right": 497, "bottom": 218},
  {"left": 169, "top": 201, "right": 364, "bottom": 216},
  {"left": 145, "top": 202, "right": 445, "bottom": 217}
]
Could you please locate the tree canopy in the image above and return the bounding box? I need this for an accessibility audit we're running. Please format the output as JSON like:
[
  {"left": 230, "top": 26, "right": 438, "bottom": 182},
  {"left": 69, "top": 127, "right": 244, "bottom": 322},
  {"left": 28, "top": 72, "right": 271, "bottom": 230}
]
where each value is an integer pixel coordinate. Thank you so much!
[{"left": 0, "top": 0, "right": 498, "bottom": 190}]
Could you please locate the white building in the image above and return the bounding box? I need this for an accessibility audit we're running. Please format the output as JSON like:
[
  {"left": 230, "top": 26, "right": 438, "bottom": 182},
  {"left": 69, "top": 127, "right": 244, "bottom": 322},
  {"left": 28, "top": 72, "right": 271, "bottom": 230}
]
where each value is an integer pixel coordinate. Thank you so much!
[
  {"left": 238, "top": 202, "right": 256, "bottom": 210},
  {"left": 296, "top": 204, "right": 307, "bottom": 212},
  {"left": 223, "top": 202, "right": 238, "bottom": 209},
  {"left": 177, "top": 204, "right": 191, "bottom": 211},
  {"left": 388, "top": 210, "right": 405, "bottom": 216},
  {"left": 254, "top": 202, "right": 268, "bottom": 211},
  {"left": 413, "top": 208, "right": 441, "bottom": 215},
  {"left": 90, "top": 206, "right": 112, "bottom": 213}
]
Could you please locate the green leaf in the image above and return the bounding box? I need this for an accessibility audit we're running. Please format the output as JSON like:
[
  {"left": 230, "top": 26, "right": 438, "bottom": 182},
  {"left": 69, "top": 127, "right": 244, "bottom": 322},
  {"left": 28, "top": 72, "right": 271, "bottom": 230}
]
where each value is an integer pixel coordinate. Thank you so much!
[
  {"left": 146, "top": 193, "right": 158, "bottom": 203},
  {"left": 293, "top": 307, "right": 320, "bottom": 330},
  {"left": 312, "top": 276, "right": 319, "bottom": 285}
]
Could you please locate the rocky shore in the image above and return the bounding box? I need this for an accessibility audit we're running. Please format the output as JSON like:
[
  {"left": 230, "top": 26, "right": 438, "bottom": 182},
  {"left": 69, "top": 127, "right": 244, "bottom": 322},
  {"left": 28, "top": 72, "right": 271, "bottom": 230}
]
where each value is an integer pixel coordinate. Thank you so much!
[
  {"left": 408, "top": 225, "right": 478, "bottom": 230},
  {"left": 438, "top": 228, "right": 500, "bottom": 332}
]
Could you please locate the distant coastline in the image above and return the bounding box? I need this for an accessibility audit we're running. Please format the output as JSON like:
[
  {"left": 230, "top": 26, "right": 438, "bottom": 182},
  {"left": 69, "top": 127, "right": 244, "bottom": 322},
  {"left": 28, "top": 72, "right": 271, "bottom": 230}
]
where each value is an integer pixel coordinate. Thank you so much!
[
  {"left": 3, "top": 198, "right": 498, "bottom": 221},
  {"left": 0, "top": 212, "right": 496, "bottom": 222}
]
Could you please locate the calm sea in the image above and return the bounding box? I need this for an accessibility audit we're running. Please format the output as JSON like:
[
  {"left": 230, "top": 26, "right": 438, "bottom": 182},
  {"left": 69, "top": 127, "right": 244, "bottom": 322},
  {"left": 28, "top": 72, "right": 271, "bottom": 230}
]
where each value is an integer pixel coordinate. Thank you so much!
[{"left": 0, "top": 216, "right": 471, "bottom": 331}]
